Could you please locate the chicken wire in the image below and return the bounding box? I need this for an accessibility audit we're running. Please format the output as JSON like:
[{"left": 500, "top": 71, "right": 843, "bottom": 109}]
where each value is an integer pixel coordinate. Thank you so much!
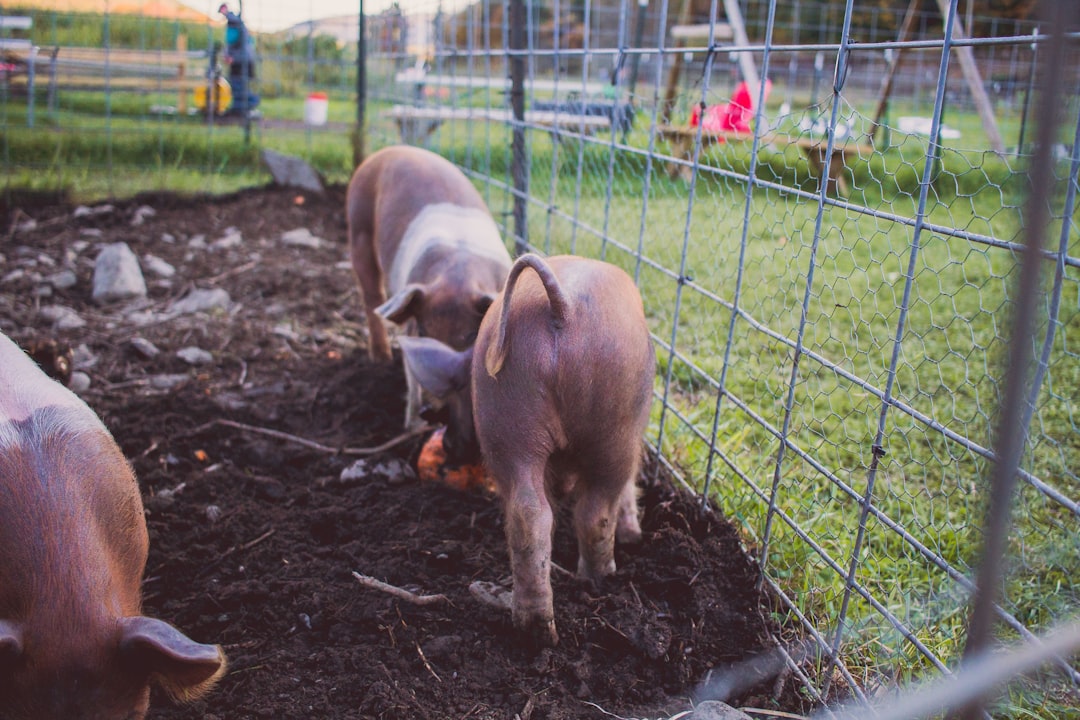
[{"left": 363, "top": 0, "right": 1080, "bottom": 714}]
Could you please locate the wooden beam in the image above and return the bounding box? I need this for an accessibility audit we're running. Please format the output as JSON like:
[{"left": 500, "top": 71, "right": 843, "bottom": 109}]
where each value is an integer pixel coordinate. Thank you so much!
[
  {"left": 868, "top": 0, "right": 921, "bottom": 142},
  {"left": 660, "top": 0, "right": 694, "bottom": 125},
  {"left": 670, "top": 23, "right": 733, "bottom": 41},
  {"left": 722, "top": 0, "right": 759, "bottom": 95},
  {"left": 934, "top": 0, "right": 1005, "bottom": 153}
]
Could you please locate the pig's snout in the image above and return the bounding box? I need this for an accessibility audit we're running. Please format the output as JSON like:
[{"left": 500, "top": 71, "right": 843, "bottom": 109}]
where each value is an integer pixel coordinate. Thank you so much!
[
  {"left": 441, "top": 426, "right": 481, "bottom": 466},
  {"left": 419, "top": 403, "right": 450, "bottom": 426}
]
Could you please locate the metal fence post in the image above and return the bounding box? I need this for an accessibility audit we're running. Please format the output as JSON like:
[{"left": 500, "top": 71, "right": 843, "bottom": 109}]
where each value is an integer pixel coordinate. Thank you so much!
[
  {"left": 354, "top": 0, "right": 366, "bottom": 169},
  {"left": 509, "top": 0, "right": 528, "bottom": 255}
]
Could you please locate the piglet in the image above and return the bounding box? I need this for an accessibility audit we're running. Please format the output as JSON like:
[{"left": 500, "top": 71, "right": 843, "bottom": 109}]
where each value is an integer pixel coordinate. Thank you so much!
[
  {"left": 0, "top": 331, "right": 225, "bottom": 720},
  {"left": 346, "top": 145, "right": 511, "bottom": 457},
  {"left": 400, "top": 254, "right": 656, "bottom": 647}
]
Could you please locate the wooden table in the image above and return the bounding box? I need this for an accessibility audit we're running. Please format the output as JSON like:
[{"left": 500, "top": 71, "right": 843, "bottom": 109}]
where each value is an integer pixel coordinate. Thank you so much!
[
  {"left": 387, "top": 104, "right": 612, "bottom": 144},
  {"left": 656, "top": 125, "right": 870, "bottom": 196}
]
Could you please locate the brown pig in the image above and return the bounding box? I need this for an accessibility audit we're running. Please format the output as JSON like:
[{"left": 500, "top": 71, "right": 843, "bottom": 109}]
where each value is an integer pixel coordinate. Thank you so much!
[
  {"left": 399, "top": 254, "right": 656, "bottom": 647},
  {"left": 346, "top": 145, "right": 512, "bottom": 455},
  {"left": 0, "top": 331, "right": 225, "bottom": 720}
]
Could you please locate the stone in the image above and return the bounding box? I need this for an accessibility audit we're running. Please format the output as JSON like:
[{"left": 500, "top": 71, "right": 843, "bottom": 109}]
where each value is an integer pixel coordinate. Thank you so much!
[
  {"left": 130, "top": 205, "right": 156, "bottom": 226},
  {"left": 262, "top": 149, "right": 324, "bottom": 193},
  {"left": 72, "top": 344, "right": 99, "bottom": 370},
  {"left": 92, "top": 242, "right": 147, "bottom": 305},
  {"left": 39, "top": 304, "right": 86, "bottom": 330},
  {"left": 149, "top": 373, "right": 190, "bottom": 390},
  {"left": 73, "top": 204, "right": 114, "bottom": 218},
  {"left": 169, "top": 287, "right": 231, "bottom": 316},
  {"left": 68, "top": 371, "right": 92, "bottom": 393},
  {"left": 177, "top": 346, "right": 214, "bottom": 366},
  {"left": 689, "top": 702, "right": 753, "bottom": 720},
  {"left": 142, "top": 254, "right": 176, "bottom": 278},
  {"left": 129, "top": 336, "right": 161, "bottom": 359},
  {"left": 212, "top": 228, "right": 243, "bottom": 250},
  {"left": 280, "top": 228, "right": 323, "bottom": 249},
  {"left": 47, "top": 269, "right": 78, "bottom": 290}
]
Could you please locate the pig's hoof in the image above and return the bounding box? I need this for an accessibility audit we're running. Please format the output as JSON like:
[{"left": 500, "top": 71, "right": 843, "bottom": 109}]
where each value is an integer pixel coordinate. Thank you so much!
[
  {"left": 515, "top": 614, "right": 559, "bottom": 648},
  {"left": 615, "top": 521, "right": 643, "bottom": 545}
]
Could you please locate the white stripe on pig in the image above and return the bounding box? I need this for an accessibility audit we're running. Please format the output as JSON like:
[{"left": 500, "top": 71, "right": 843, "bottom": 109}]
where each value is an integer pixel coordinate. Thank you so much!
[{"left": 387, "top": 202, "right": 511, "bottom": 295}]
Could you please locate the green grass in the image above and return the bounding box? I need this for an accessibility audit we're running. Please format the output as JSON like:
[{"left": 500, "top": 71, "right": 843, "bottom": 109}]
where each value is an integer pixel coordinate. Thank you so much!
[{"left": 1, "top": 90, "right": 363, "bottom": 199}]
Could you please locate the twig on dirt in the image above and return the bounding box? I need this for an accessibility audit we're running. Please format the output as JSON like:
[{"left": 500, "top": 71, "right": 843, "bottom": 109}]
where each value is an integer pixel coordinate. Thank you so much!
[
  {"left": 580, "top": 701, "right": 693, "bottom": 720},
  {"left": 351, "top": 571, "right": 448, "bottom": 606},
  {"left": 101, "top": 378, "right": 153, "bottom": 391},
  {"left": 592, "top": 615, "right": 633, "bottom": 645},
  {"left": 235, "top": 357, "right": 248, "bottom": 386},
  {"left": 184, "top": 418, "right": 430, "bottom": 457},
  {"left": 205, "top": 258, "right": 259, "bottom": 285},
  {"left": 468, "top": 580, "right": 512, "bottom": 612},
  {"left": 137, "top": 439, "right": 160, "bottom": 460},
  {"left": 628, "top": 581, "right": 643, "bottom": 611},
  {"left": 239, "top": 528, "right": 276, "bottom": 551},
  {"left": 415, "top": 641, "right": 443, "bottom": 683},
  {"left": 550, "top": 561, "right": 574, "bottom": 578},
  {"left": 740, "top": 709, "right": 809, "bottom": 720},
  {"left": 195, "top": 527, "right": 276, "bottom": 579}
]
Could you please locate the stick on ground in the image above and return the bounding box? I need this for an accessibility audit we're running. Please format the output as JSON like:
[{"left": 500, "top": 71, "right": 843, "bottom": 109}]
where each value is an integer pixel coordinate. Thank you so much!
[{"left": 351, "top": 571, "right": 448, "bottom": 606}]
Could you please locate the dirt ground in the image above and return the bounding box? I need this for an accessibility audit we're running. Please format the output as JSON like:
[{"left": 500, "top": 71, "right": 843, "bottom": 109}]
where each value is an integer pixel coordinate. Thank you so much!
[{"left": 0, "top": 186, "right": 809, "bottom": 720}]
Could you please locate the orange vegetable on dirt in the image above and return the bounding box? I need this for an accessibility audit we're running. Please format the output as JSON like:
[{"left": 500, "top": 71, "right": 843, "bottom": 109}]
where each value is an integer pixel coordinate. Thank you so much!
[{"left": 417, "top": 428, "right": 494, "bottom": 492}]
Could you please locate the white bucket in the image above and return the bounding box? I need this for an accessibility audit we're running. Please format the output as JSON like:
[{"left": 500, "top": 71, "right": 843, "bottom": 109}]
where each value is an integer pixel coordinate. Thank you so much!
[{"left": 304, "top": 92, "right": 329, "bottom": 126}]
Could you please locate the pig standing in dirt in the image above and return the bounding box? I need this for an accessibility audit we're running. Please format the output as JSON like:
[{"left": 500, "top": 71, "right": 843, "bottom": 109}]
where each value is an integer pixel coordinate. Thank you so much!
[
  {"left": 346, "top": 145, "right": 512, "bottom": 457},
  {"left": 0, "top": 332, "right": 226, "bottom": 719},
  {"left": 400, "top": 254, "right": 656, "bottom": 646}
]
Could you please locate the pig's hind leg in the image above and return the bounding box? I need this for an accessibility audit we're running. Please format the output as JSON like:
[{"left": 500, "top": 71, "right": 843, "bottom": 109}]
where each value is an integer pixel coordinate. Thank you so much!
[
  {"left": 573, "top": 452, "right": 640, "bottom": 581},
  {"left": 498, "top": 457, "right": 559, "bottom": 648}
]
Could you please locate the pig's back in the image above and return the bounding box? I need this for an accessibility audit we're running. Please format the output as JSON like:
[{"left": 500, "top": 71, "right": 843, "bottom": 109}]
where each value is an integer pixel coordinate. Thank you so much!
[
  {"left": 0, "top": 333, "right": 146, "bottom": 621},
  {"left": 498, "top": 257, "right": 653, "bottom": 422}
]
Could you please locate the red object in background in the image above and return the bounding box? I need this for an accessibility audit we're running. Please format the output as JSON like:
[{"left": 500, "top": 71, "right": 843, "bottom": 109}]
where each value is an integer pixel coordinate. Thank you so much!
[{"left": 690, "top": 79, "right": 773, "bottom": 135}]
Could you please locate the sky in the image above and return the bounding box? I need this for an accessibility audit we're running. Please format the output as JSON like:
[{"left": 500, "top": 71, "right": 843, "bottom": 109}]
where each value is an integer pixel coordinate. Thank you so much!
[{"left": 178, "top": 0, "right": 443, "bottom": 32}]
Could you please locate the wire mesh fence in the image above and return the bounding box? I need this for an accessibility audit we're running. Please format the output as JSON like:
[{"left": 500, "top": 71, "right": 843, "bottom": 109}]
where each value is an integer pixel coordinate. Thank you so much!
[
  {"left": 2, "top": 0, "right": 1078, "bottom": 715},
  {"left": 363, "top": 0, "right": 1080, "bottom": 715}
]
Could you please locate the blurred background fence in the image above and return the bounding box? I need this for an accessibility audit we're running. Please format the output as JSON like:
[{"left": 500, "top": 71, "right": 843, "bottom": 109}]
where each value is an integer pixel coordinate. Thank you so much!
[{"left": 2, "top": 0, "right": 1078, "bottom": 716}]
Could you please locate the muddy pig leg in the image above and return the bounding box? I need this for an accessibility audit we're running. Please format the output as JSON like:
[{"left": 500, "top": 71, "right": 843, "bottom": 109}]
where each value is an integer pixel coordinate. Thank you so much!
[
  {"left": 350, "top": 232, "right": 391, "bottom": 363},
  {"left": 497, "top": 458, "right": 559, "bottom": 647},
  {"left": 615, "top": 478, "right": 642, "bottom": 545},
  {"left": 574, "top": 453, "right": 641, "bottom": 580}
]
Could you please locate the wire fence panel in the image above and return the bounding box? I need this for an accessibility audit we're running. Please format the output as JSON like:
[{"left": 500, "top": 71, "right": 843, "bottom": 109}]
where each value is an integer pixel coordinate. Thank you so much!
[
  {"left": 2, "top": 0, "right": 1077, "bottom": 714},
  {"left": 366, "top": 0, "right": 1079, "bottom": 714}
]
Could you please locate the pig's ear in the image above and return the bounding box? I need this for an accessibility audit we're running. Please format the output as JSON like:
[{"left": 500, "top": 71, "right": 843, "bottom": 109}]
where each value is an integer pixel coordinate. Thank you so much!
[
  {"left": 398, "top": 336, "right": 472, "bottom": 399},
  {"left": 118, "top": 616, "right": 226, "bottom": 702},
  {"left": 475, "top": 293, "right": 496, "bottom": 317},
  {"left": 376, "top": 284, "right": 425, "bottom": 325},
  {"left": 0, "top": 620, "right": 23, "bottom": 666}
]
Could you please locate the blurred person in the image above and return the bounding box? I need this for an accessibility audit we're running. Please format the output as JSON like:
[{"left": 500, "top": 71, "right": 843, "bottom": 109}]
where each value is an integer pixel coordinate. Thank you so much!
[{"left": 218, "top": 3, "right": 260, "bottom": 116}]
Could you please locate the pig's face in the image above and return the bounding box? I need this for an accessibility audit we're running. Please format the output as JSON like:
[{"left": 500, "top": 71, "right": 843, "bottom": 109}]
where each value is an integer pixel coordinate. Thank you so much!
[
  {"left": 397, "top": 336, "right": 479, "bottom": 465},
  {"left": 0, "top": 617, "right": 224, "bottom": 720},
  {"left": 0, "top": 658, "right": 151, "bottom": 720},
  {"left": 377, "top": 283, "right": 495, "bottom": 353}
]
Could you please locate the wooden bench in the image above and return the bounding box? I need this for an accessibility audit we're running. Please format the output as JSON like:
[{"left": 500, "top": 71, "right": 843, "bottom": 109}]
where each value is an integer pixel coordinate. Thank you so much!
[
  {"left": 388, "top": 104, "right": 612, "bottom": 144},
  {"left": 3, "top": 41, "right": 209, "bottom": 116},
  {"left": 656, "top": 125, "right": 871, "bottom": 196}
]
